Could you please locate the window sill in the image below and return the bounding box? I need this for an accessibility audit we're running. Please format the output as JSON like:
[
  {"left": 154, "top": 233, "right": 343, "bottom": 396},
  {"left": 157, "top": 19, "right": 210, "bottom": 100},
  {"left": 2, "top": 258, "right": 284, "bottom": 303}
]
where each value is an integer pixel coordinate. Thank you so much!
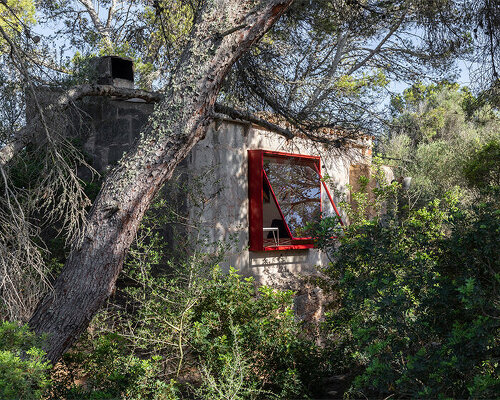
[{"left": 262, "top": 244, "right": 315, "bottom": 251}]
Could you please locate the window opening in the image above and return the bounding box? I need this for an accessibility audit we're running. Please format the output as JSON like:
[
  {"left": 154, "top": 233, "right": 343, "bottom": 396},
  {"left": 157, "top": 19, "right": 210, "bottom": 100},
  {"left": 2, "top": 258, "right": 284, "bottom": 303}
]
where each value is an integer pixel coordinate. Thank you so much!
[
  {"left": 262, "top": 169, "right": 293, "bottom": 247},
  {"left": 248, "top": 150, "right": 343, "bottom": 251},
  {"left": 263, "top": 156, "right": 321, "bottom": 240}
]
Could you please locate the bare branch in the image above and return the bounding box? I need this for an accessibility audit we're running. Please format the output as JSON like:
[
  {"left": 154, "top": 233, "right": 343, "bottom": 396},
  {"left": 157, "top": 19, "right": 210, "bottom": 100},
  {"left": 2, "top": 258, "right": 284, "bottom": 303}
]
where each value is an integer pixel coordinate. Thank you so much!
[
  {"left": 78, "top": 0, "right": 112, "bottom": 46},
  {"left": 106, "top": 0, "right": 117, "bottom": 30},
  {"left": 347, "top": 8, "right": 408, "bottom": 75},
  {"left": 299, "top": 31, "right": 348, "bottom": 115}
]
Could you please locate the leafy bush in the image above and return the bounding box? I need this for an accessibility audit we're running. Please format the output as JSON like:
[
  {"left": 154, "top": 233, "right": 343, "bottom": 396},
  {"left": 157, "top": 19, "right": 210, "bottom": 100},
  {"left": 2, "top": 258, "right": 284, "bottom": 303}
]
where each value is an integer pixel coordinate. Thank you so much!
[
  {"left": 463, "top": 139, "right": 500, "bottom": 193},
  {"left": 54, "top": 333, "right": 179, "bottom": 400},
  {"left": 318, "top": 193, "right": 500, "bottom": 398},
  {"left": 190, "top": 267, "right": 324, "bottom": 399},
  {"left": 56, "top": 264, "right": 323, "bottom": 399},
  {"left": 0, "top": 321, "right": 51, "bottom": 400},
  {"left": 53, "top": 186, "right": 324, "bottom": 399}
]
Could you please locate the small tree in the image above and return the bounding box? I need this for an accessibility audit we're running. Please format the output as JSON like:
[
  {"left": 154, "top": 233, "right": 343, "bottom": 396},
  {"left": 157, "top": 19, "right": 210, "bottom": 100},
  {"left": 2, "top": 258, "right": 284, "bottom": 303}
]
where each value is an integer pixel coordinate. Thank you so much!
[{"left": 382, "top": 82, "right": 500, "bottom": 206}]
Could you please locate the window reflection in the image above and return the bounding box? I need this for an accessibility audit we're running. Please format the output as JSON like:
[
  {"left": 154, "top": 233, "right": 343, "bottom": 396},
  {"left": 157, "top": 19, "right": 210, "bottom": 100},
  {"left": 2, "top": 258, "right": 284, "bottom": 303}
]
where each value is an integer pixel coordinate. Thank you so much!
[{"left": 263, "top": 156, "right": 321, "bottom": 239}]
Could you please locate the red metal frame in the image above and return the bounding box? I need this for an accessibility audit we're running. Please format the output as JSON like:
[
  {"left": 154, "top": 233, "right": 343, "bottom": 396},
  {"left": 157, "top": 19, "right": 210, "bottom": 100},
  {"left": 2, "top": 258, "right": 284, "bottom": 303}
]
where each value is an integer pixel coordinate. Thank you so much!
[
  {"left": 260, "top": 149, "right": 320, "bottom": 161},
  {"left": 264, "top": 244, "right": 314, "bottom": 251},
  {"left": 248, "top": 150, "right": 263, "bottom": 251},
  {"left": 248, "top": 149, "right": 339, "bottom": 252},
  {"left": 314, "top": 164, "right": 344, "bottom": 226}
]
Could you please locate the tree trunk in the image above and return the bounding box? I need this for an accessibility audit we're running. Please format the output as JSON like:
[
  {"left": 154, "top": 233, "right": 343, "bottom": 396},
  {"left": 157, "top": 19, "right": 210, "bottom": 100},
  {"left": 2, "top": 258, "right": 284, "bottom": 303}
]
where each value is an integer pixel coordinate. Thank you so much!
[{"left": 29, "top": 0, "right": 293, "bottom": 363}]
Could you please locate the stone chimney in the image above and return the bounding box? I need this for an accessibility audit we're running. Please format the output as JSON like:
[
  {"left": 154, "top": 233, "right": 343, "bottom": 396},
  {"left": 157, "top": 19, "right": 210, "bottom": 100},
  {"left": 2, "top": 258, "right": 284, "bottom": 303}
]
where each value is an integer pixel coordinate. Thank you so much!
[{"left": 92, "top": 56, "right": 134, "bottom": 89}]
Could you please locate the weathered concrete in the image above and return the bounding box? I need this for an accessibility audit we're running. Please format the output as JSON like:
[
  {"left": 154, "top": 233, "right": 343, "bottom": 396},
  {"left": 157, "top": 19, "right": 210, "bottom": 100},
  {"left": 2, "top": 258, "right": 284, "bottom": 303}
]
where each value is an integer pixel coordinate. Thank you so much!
[
  {"left": 71, "top": 97, "right": 151, "bottom": 172},
  {"left": 72, "top": 96, "right": 372, "bottom": 288},
  {"left": 188, "top": 120, "right": 371, "bottom": 287}
]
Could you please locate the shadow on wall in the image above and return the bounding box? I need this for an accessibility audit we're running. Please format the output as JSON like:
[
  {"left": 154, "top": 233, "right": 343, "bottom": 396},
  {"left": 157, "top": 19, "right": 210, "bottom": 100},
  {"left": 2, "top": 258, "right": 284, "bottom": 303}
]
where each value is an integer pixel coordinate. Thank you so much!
[{"left": 248, "top": 250, "right": 323, "bottom": 289}]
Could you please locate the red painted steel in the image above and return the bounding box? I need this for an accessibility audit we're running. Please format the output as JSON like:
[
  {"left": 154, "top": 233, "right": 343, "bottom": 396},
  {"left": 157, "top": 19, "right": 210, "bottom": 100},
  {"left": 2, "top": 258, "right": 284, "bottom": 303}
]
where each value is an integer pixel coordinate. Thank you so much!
[
  {"left": 261, "top": 150, "right": 320, "bottom": 161},
  {"left": 318, "top": 160, "right": 323, "bottom": 215},
  {"left": 314, "top": 164, "right": 344, "bottom": 226},
  {"left": 248, "top": 150, "right": 264, "bottom": 251},
  {"left": 263, "top": 244, "right": 315, "bottom": 251}
]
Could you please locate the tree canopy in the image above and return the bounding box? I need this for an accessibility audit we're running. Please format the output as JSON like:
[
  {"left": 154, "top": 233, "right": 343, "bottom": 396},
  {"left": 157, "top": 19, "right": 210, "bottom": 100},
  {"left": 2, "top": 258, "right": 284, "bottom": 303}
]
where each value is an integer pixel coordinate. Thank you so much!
[
  {"left": 0, "top": 0, "right": 498, "bottom": 365},
  {"left": 382, "top": 82, "right": 500, "bottom": 205}
]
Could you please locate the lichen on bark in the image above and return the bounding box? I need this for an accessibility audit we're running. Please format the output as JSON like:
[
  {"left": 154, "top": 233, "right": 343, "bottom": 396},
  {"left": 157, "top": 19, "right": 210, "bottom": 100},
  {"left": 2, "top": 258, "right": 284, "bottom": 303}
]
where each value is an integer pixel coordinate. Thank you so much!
[{"left": 28, "top": 0, "right": 294, "bottom": 363}]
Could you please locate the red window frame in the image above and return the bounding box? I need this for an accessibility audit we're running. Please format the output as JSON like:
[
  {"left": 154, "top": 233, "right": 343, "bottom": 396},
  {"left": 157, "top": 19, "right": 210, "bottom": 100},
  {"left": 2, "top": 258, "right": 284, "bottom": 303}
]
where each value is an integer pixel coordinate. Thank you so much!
[{"left": 248, "top": 150, "right": 343, "bottom": 251}]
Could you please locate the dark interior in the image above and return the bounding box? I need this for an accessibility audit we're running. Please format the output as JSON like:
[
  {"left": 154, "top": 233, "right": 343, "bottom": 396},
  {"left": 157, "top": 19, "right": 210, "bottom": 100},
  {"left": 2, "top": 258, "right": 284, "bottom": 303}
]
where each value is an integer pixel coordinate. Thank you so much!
[{"left": 111, "top": 57, "right": 134, "bottom": 81}]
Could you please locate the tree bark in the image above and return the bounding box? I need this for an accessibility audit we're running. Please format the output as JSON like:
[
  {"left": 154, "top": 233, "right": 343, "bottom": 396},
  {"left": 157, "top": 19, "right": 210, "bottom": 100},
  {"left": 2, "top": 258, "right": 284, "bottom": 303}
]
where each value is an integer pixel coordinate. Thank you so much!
[{"left": 29, "top": 0, "right": 293, "bottom": 363}]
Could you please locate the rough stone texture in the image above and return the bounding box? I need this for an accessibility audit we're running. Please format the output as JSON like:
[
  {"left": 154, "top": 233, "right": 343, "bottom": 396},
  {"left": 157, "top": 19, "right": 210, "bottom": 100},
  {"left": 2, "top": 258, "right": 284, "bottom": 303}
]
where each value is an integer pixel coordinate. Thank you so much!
[
  {"left": 29, "top": 0, "right": 297, "bottom": 363},
  {"left": 294, "top": 285, "right": 325, "bottom": 322},
  {"left": 90, "top": 56, "right": 134, "bottom": 89},
  {"left": 188, "top": 120, "right": 371, "bottom": 286},
  {"left": 73, "top": 97, "right": 372, "bottom": 298}
]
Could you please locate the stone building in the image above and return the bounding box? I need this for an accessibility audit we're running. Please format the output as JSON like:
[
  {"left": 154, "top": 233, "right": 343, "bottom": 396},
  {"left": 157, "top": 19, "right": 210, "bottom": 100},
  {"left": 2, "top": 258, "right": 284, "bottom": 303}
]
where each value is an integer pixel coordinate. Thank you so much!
[{"left": 69, "top": 57, "right": 374, "bottom": 289}]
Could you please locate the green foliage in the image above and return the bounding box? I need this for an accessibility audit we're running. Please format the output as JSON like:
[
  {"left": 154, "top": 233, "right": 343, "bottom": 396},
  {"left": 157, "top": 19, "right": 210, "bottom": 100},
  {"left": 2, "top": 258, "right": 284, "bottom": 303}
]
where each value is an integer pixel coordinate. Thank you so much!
[
  {"left": 317, "top": 193, "right": 500, "bottom": 399},
  {"left": 0, "top": 0, "right": 36, "bottom": 52},
  {"left": 463, "top": 139, "right": 500, "bottom": 192},
  {"left": 0, "top": 322, "right": 51, "bottom": 400},
  {"left": 55, "top": 334, "right": 179, "bottom": 400},
  {"left": 51, "top": 0, "right": 194, "bottom": 89},
  {"left": 57, "top": 262, "right": 322, "bottom": 399},
  {"left": 383, "top": 82, "right": 500, "bottom": 205},
  {"left": 190, "top": 267, "right": 323, "bottom": 399},
  {"left": 194, "top": 325, "right": 265, "bottom": 400}
]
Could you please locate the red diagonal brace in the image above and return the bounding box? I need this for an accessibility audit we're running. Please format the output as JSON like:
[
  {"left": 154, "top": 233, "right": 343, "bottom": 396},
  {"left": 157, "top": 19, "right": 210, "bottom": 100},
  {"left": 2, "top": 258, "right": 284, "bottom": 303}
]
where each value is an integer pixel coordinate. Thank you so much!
[{"left": 314, "top": 164, "right": 344, "bottom": 226}]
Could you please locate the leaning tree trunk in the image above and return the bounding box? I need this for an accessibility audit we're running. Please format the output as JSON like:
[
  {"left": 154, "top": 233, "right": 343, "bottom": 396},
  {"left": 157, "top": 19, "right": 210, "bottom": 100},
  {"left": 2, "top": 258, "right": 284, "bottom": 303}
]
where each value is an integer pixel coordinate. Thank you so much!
[{"left": 29, "top": 0, "right": 293, "bottom": 363}]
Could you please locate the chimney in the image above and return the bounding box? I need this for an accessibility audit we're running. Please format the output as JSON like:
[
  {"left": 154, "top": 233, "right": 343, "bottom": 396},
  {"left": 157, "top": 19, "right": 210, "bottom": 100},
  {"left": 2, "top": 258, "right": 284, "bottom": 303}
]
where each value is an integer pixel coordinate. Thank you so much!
[{"left": 92, "top": 56, "right": 134, "bottom": 89}]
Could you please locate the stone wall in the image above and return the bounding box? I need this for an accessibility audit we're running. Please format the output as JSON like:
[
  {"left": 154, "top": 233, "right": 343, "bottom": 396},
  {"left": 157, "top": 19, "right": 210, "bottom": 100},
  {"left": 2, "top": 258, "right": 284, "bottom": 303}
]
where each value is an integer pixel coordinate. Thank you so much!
[
  {"left": 73, "top": 96, "right": 373, "bottom": 288},
  {"left": 71, "top": 97, "right": 153, "bottom": 172},
  {"left": 187, "top": 120, "right": 372, "bottom": 287}
]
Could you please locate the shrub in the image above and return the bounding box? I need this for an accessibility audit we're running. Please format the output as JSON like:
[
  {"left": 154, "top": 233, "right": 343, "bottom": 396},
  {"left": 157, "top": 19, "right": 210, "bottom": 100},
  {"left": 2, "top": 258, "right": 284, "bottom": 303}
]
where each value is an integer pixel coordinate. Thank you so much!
[
  {"left": 317, "top": 194, "right": 500, "bottom": 399},
  {"left": 54, "top": 333, "right": 179, "bottom": 399},
  {"left": 190, "top": 267, "right": 324, "bottom": 399},
  {"left": 0, "top": 321, "right": 51, "bottom": 400},
  {"left": 382, "top": 82, "right": 500, "bottom": 206},
  {"left": 56, "top": 265, "right": 324, "bottom": 400},
  {"left": 463, "top": 139, "right": 500, "bottom": 193}
]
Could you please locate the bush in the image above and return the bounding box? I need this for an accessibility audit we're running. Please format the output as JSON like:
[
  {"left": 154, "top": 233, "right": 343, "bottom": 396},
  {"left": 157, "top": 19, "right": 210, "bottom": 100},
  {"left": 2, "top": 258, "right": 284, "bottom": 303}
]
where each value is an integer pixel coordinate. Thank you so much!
[
  {"left": 382, "top": 82, "right": 500, "bottom": 206},
  {"left": 54, "top": 333, "right": 179, "bottom": 399},
  {"left": 463, "top": 139, "right": 500, "bottom": 193},
  {"left": 317, "top": 194, "right": 500, "bottom": 399},
  {"left": 55, "top": 265, "right": 324, "bottom": 400},
  {"left": 190, "top": 267, "right": 324, "bottom": 399},
  {"left": 0, "top": 321, "right": 51, "bottom": 400}
]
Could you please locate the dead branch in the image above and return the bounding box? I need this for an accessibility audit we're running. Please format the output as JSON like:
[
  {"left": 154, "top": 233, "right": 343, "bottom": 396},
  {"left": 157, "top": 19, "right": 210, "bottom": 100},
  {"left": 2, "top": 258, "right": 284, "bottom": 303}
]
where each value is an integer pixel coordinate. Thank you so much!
[
  {"left": 0, "top": 84, "right": 162, "bottom": 167},
  {"left": 214, "top": 103, "right": 294, "bottom": 140}
]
